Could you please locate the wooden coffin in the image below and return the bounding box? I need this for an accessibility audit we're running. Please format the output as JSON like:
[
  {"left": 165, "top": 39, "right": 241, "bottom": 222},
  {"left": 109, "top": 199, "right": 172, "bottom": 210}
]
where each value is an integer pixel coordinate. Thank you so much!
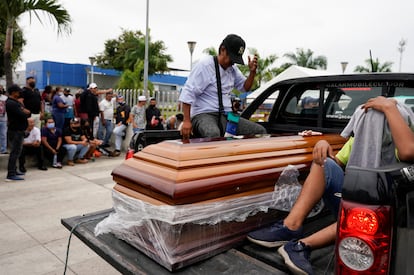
[
  {"left": 111, "top": 134, "right": 346, "bottom": 205},
  {"left": 102, "top": 134, "right": 346, "bottom": 270}
]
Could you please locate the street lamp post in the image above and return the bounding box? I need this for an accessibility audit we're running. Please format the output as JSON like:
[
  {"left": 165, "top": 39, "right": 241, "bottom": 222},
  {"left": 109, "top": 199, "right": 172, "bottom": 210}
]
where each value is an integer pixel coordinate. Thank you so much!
[
  {"left": 46, "top": 71, "right": 51, "bottom": 85},
  {"left": 187, "top": 41, "right": 196, "bottom": 70},
  {"left": 89, "top": 56, "right": 96, "bottom": 84},
  {"left": 398, "top": 39, "right": 407, "bottom": 72},
  {"left": 340, "top": 62, "right": 348, "bottom": 74}
]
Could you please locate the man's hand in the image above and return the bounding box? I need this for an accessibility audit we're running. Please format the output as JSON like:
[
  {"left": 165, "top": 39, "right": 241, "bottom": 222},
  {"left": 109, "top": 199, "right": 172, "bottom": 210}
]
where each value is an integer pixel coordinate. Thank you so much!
[
  {"left": 248, "top": 54, "right": 258, "bottom": 73},
  {"left": 362, "top": 96, "right": 397, "bottom": 113},
  {"left": 312, "top": 140, "right": 334, "bottom": 166},
  {"left": 181, "top": 120, "right": 192, "bottom": 140}
]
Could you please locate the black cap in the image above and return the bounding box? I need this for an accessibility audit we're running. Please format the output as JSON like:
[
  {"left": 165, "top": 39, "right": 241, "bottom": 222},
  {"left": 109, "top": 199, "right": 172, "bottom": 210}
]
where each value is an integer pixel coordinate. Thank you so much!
[
  {"left": 7, "top": 84, "right": 22, "bottom": 94},
  {"left": 222, "top": 34, "right": 246, "bottom": 65}
]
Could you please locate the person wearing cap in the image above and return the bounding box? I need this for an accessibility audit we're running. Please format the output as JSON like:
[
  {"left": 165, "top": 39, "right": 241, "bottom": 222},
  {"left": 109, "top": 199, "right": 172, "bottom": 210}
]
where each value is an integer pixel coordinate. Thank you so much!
[
  {"left": 79, "top": 83, "right": 100, "bottom": 135},
  {"left": 98, "top": 91, "right": 116, "bottom": 147},
  {"left": 179, "top": 34, "right": 266, "bottom": 139},
  {"left": 130, "top": 95, "right": 147, "bottom": 134},
  {"left": 5, "top": 84, "right": 31, "bottom": 181},
  {"left": 112, "top": 95, "right": 131, "bottom": 156},
  {"left": 79, "top": 83, "right": 113, "bottom": 136},
  {"left": 301, "top": 96, "right": 319, "bottom": 109},
  {"left": 300, "top": 96, "right": 320, "bottom": 117},
  {"left": 62, "top": 117, "right": 90, "bottom": 165}
]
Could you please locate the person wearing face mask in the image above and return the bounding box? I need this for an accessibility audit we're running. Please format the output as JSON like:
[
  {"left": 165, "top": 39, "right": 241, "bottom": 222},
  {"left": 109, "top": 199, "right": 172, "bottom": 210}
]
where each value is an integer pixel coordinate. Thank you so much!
[
  {"left": 21, "top": 76, "right": 43, "bottom": 129},
  {"left": 61, "top": 88, "right": 75, "bottom": 128},
  {"left": 62, "top": 117, "right": 89, "bottom": 166},
  {"left": 112, "top": 95, "right": 131, "bottom": 157},
  {"left": 41, "top": 117, "right": 66, "bottom": 168},
  {"left": 51, "top": 86, "right": 68, "bottom": 131}
]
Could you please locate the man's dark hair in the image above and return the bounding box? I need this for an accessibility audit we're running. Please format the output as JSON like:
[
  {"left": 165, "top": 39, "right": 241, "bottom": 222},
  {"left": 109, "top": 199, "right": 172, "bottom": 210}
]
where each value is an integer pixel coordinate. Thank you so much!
[
  {"left": 175, "top": 113, "right": 184, "bottom": 121},
  {"left": 7, "top": 84, "right": 22, "bottom": 94},
  {"left": 26, "top": 76, "right": 35, "bottom": 81}
]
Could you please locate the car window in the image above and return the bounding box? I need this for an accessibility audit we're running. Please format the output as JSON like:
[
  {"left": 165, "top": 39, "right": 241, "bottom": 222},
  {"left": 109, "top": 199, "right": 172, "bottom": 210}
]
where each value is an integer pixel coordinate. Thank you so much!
[
  {"left": 392, "top": 87, "right": 414, "bottom": 112},
  {"left": 249, "top": 90, "right": 279, "bottom": 122},
  {"left": 245, "top": 77, "right": 414, "bottom": 133}
]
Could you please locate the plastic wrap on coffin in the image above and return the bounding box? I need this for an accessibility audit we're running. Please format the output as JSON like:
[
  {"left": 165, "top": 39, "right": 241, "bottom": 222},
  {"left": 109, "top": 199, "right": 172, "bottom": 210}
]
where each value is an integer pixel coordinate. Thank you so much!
[{"left": 95, "top": 187, "right": 283, "bottom": 271}]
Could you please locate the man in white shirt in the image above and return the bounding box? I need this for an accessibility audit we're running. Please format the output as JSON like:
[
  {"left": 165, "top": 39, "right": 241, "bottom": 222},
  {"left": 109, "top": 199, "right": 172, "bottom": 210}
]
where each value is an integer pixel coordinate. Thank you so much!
[
  {"left": 179, "top": 34, "right": 266, "bottom": 139},
  {"left": 19, "top": 117, "right": 47, "bottom": 172},
  {"left": 130, "top": 95, "right": 147, "bottom": 133},
  {"left": 98, "top": 91, "right": 116, "bottom": 147}
]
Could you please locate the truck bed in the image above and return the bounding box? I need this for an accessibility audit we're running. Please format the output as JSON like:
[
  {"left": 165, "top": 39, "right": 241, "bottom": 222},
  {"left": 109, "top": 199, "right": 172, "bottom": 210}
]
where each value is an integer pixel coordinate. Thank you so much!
[{"left": 61, "top": 209, "right": 336, "bottom": 274}]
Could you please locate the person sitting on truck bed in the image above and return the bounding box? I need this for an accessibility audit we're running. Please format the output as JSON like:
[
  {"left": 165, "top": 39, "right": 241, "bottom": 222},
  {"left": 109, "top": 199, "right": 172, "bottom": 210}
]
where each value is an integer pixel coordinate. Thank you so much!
[
  {"left": 179, "top": 34, "right": 266, "bottom": 139},
  {"left": 247, "top": 96, "right": 414, "bottom": 275}
]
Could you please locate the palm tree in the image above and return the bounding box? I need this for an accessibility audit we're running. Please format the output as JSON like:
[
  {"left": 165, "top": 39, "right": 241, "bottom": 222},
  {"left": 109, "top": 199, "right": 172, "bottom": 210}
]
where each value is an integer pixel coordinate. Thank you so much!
[
  {"left": 0, "top": 0, "right": 71, "bottom": 88},
  {"left": 283, "top": 48, "right": 327, "bottom": 70},
  {"left": 354, "top": 58, "right": 393, "bottom": 72}
]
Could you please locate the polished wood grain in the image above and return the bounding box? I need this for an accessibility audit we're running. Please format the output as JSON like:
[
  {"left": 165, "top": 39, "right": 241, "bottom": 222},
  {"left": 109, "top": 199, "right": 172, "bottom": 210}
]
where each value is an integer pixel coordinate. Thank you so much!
[{"left": 112, "top": 134, "right": 346, "bottom": 205}]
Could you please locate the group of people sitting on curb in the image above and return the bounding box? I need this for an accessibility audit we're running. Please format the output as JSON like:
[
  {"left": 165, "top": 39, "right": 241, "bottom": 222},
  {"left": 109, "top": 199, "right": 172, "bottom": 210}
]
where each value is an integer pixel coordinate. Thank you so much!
[{"left": 17, "top": 115, "right": 109, "bottom": 173}]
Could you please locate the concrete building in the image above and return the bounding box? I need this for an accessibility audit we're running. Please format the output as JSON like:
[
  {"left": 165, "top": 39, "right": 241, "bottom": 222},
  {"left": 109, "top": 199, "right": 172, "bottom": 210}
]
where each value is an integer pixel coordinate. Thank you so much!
[{"left": 23, "top": 60, "right": 187, "bottom": 92}]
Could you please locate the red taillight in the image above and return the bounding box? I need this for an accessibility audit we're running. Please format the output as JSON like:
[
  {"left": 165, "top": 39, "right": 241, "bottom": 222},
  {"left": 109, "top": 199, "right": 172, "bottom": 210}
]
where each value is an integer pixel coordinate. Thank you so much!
[
  {"left": 346, "top": 208, "right": 379, "bottom": 235},
  {"left": 125, "top": 149, "right": 135, "bottom": 159},
  {"left": 336, "top": 200, "right": 392, "bottom": 275}
]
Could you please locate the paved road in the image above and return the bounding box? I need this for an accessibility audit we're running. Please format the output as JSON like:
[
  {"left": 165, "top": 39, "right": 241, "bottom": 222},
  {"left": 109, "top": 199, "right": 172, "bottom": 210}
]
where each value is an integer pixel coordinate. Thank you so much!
[{"left": 0, "top": 156, "right": 124, "bottom": 275}]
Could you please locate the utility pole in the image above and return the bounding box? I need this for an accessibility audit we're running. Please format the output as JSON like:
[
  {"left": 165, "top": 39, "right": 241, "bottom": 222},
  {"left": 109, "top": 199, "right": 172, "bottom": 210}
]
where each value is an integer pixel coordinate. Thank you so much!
[
  {"left": 398, "top": 38, "right": 407, "bottom": 72},
  {"left": 143, "top": 0, "right": 150, "bottom": 96}
]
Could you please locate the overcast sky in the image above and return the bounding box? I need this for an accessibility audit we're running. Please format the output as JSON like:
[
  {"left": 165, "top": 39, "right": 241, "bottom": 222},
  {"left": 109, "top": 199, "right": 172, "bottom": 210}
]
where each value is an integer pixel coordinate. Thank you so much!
[{"left": 18, "top": 0, "right": 414, "bottom": 75}]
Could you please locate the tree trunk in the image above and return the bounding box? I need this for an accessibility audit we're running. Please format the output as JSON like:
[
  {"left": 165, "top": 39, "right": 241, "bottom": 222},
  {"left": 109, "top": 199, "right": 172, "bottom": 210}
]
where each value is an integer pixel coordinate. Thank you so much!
[{"left": 4, "top": 25, "right": 14, "bottom": 88}]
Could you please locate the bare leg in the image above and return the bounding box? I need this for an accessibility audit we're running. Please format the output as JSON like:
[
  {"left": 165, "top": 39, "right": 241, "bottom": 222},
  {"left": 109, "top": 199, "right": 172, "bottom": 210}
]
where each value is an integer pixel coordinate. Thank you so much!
[
  {"left": 300, "top": 222, "right": 337, "bottom": 249},
  {"left": 284, "top": 163, "right": 326, "bottom": 230}
]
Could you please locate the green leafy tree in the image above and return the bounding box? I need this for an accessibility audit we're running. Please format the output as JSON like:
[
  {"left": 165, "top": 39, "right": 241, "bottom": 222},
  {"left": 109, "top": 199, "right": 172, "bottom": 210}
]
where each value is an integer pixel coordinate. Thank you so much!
[
  {"left": 282, "top": 48, "right": 327, "bottom": 70},
  {"left": 354, "top": 58, "right": 393, "bottom": 72},
  {"left": 0, "top": 19, "right": 25, "bottom": 78},
  {"left": 96, "top": 29, "right": 172, "bottom": 74},
  {"left": 0, "top": 0, "right": 71, "bottom": 88},
  {"left": 202, "top": 47, "right": 217, "bottom": 56}
]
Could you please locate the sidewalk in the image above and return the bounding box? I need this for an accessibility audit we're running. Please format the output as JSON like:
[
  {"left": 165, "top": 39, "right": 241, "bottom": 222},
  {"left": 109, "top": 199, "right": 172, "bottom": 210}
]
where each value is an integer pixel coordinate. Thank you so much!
[{"left": 0, "top": 156, "right": 124, "bottom": 275}]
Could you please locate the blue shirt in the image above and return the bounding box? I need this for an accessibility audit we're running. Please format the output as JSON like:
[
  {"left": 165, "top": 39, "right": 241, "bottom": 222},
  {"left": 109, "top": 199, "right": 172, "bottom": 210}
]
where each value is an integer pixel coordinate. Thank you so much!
[{"left": 179, "top": 56, "right": 246, "bottom": 118}]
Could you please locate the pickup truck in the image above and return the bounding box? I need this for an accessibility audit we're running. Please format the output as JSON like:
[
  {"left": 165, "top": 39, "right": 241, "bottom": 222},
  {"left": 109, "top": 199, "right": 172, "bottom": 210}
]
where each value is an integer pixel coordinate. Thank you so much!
[{"left": 63, "top": 73, "right": 414, "bottom": 274}]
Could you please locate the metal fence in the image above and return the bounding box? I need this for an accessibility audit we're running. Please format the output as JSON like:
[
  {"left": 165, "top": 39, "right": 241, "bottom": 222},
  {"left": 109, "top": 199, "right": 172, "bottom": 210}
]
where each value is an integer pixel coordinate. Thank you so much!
[{"left": 114, "top": 89, "right": 181, "bottom": 118}]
